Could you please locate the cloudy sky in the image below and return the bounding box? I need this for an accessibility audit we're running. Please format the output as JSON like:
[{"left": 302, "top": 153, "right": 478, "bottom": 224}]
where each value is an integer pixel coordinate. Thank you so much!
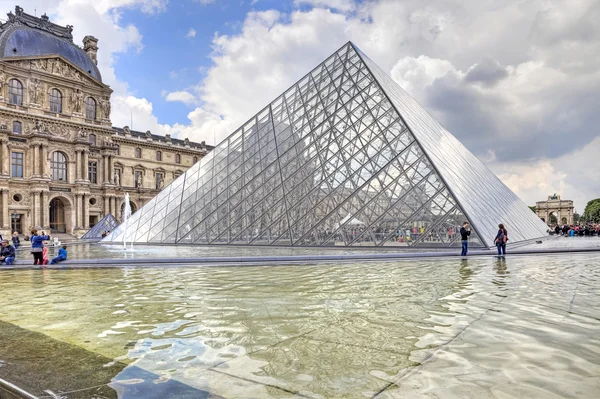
[{"left": 2, "top": 0, "right": 598, "bottom": 211}]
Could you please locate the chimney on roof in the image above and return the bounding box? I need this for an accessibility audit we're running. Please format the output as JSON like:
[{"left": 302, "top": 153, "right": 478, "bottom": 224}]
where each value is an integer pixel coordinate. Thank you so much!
[{"left": 83, "top": 35, "right": 99, "bottom": 65}]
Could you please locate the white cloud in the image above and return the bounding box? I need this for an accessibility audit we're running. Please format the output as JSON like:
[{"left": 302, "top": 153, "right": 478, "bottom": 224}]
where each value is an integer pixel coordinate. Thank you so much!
[
  {"left": 165, "top": 91, "right": 198, "bottom": 106},
  {"left": 294, "top": 0, "right": 355, "bottom": 13},
  {"left": 186, "top": 28, "right": 196, "bottom": 38},
  {"left": 491, "top": 136, "right": 600, "bottom": 212}
]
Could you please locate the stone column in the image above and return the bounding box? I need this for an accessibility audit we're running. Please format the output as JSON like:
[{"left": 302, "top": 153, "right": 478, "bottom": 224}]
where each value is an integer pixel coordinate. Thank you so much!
[
  {"left": 103, "top": 155, "right": 109, "bottom": 183},
  {"left": 83, "top": 151, "right": 89, "bottom": 181},
  {"left": 42, "top": 191, "right": 50, "bottom": 230},
  {"left": 41, "top": 145, "right": 48, "bottom": 178},
  {"left": 32, "top": 191, "right": 40, "bottom": 227},
  {"left": 75, "top": 150, "right": 81, "bottom": 180},
  {"left": 108, "top": 155, "right": 113, "bottom": 183},
  {"left": 109, "top": 197, "right": 114, "bottom": 217},
  {"left": 83, "top": 194, "right": 89, "bottom": 228},
  {"left": 32, "top": 144, "right": 39, "bottom": 177},
  {"left": 2, "top": 189, "right": 8, "bottom": 229},
  {"left": 1, "top": 140, "right": 8, "bottom": 175},
  {"left": 104, "top": 195, "right": 110, "bottom": 216},
  {"left": 75, "top": 194, "right": 82, "bottom": 229}
]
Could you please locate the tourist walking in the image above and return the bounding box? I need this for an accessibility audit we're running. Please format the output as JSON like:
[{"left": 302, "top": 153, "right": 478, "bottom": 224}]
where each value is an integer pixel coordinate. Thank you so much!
[
  {"left": 30, "top": 229, "right": 50, "bottom": 266},
  {"left": 460, "top": 222, "right": 471, "bottom": 256},
  {"left": 0, "top": 239, "right": 16, "bottom": 265},
  {"left": 494, "top": 224, "right": 508, "bottom": 255},
  {"left": 12, "top": 232, "right": 20, "bottom": 249}
]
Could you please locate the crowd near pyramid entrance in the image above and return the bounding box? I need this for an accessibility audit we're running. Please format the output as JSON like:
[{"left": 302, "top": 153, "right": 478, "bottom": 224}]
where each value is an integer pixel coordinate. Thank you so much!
[{"left": 105, "top": 42, "right": 547, "bottom": 248}]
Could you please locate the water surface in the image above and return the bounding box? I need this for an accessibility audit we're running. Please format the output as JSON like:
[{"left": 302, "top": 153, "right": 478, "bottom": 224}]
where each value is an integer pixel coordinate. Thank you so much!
[{"left": 0, "top": 254, "right": 599, "bottom": 398}]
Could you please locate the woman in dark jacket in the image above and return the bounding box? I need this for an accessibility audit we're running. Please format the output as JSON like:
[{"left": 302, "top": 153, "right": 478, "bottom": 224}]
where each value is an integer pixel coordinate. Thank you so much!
[
  {"left": 30, "top": 229, "right": 50, "bottom": 265},
  {"left": 494, "top": 224, "right": 508, "bottom": 255}
]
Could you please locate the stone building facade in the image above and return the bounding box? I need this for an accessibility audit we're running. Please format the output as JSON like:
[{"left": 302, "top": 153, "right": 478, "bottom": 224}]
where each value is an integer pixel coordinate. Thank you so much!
[{"left": 0, "top": 6, "right": 210, "bottom": 237}]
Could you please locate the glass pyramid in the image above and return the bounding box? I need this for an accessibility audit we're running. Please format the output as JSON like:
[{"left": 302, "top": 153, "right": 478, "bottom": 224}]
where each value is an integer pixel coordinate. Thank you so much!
[
  {"left": 105, "top": 42, "right": 547, "bottom": 248},
  {"left": 82, "top": 213, "right": 119, "bottom": 240}
]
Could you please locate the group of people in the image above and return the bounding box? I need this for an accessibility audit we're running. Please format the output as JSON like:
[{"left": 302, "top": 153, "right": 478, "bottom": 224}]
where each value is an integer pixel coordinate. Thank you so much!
[
  {"left": 460, "top": 222, "right": 508, "bottom": 256},
  {"left": 551, "top": 224, "right": 600, "bottom": 237},
  {"left": 0, "top": 229, "right": 68, "bottom": 266}
]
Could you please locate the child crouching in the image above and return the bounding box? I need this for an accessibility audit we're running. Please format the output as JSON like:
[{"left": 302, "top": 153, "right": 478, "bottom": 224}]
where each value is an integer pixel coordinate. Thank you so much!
[{"left": 50, "top": 245, "right": 68, "bottom": 265}]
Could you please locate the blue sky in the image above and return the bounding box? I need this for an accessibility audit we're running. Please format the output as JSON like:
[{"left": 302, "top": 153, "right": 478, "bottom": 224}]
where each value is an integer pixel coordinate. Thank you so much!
[{"left": 114, "top": 0, "right": 309, "bottom": 126}]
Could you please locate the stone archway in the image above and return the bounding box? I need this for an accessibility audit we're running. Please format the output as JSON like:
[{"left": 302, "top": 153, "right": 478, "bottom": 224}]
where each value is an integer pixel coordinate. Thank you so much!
[
  {"left": 119, "top": 200, "right": 138, "bottom": 221},
  {"left": 536, "top": 196, "right": 574, "bottom": 226},
  {"left": 49, "top": 195, "right": 74, "bottom": 234}
]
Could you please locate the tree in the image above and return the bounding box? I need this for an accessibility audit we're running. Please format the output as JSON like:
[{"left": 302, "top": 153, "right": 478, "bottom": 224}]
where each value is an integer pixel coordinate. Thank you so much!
[
  {"left": 583, "top": 199, "right": 600, "bottom": 222},
  {"left": 528, "top": 206, "right": 536, "bottom": 213},
  {"left": 574, "top": 212, "right": 581, "bottom": 224}
]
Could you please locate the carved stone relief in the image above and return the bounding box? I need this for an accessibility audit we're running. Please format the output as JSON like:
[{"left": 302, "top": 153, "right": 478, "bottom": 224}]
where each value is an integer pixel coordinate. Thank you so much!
[
  {"left": 24, "top": 119, "right": 73, "bottom": 139},
  {"left": 10, "top": 191, "right": 30, "bottom": 206},
  {"left": 99, "top": 96, "right": 111, "bottom": 119},
  {"left": 28, "top": 78, "right": 43, "bottom": 106},
  {"left": 70, "top": 88, "right": 84, "bottom": 114}
]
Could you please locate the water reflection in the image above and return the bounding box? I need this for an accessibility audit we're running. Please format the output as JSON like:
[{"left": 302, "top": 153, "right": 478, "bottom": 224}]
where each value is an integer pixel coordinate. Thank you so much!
[{"left": 0, "top": 254, "right": 599, "bottom": 398}]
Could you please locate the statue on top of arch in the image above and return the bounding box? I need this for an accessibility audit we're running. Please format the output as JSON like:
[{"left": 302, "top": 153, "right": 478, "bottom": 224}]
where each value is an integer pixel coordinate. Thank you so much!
[{"left": 548, "top": 193, "right": 561, "bottom": 200}]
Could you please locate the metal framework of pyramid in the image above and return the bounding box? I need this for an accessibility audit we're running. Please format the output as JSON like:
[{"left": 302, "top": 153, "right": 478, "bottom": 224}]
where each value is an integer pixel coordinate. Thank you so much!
[
  {"left": 104, "top": 42, "right": 547, "bottom": 248},
  {"left": 82, "top": 213, "right": 119, "bottom": 240}
]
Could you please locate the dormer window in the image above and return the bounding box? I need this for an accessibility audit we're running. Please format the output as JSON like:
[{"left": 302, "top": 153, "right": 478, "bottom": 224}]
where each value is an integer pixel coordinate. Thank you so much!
[
  {"left": 49, "top": 88, "right": 62, "bottom": 113},
  {"left": 86, "top": 97, "right": 96, "bottom": 120},
  {"left": 8, "top": 79, "right": 23, "bottom": 105}
]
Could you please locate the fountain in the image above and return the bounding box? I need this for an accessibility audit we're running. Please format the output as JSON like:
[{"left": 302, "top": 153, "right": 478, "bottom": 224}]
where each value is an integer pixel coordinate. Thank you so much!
[{"left": 123, "top": 192, "right": 133, "bottom": 250}]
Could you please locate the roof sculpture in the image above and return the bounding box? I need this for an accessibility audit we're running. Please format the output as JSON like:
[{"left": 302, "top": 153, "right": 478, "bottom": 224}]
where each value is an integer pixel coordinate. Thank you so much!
[
  {"left": 81, "top": 213, "right": 119, "bottom": 240},
  {"left": 104, "top": 42, "right": 548, "bottom": 247}
]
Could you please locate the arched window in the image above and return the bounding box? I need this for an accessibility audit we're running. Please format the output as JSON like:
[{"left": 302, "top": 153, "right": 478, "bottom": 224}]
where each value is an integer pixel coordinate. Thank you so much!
[
  {"left": 49, "top": 88, "right": 62, "bottom": 113},
  {"left": 135, "top": 147, "right": 141, "bottom": 158},
  {"left": 85, "top": 97, "right": 96, "bottom": 120},
  {"left": 89, "top": 133, "right": 97, "bottom": 146},
  {"left": 12, "top": 121, "right": 21, "bottom": 135},
  {"left": 156, "top": 151, "right": 162, "bottom": 161},
  {"left": 193, "top": 156, "right": 198, "bottom": 164},
  {"left": 8, "top": 79, "right": 23, "bottom": 105},
  {"left": 51, "top": 151, "right": 68, "bottom": 181},
  {"left": 175, "top": 154, "right": 181, "bottom": 164}
]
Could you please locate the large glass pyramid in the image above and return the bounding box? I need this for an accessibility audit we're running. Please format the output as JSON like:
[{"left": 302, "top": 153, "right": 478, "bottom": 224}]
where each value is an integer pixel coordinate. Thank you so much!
[{"left": 104, "top": 42, "right": 547, "bottom": 248}]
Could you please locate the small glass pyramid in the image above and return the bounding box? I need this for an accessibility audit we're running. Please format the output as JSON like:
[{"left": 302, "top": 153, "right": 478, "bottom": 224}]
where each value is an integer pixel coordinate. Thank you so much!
[
  {"left": 105, "top": 42, "right": 547, "bottom": 247},
  {"left": 82, "top": 213, "right": 119, "bottom": 240}
]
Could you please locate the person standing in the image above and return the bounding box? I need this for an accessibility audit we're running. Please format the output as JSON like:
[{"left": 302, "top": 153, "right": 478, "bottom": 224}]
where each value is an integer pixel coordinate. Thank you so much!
[
  {"left": 460, "top": 222, "right": 471, "bottom": 256},
  {"left": 0, "top": 239, "right": 16, "bottom": 265},
  {"left": 12, "top": 232, "right": 20, "bottom": 250},
  {"left": 494, "top": 224, "right": 508, "bottom": 255},
  {"left": 30, "top": 229, "right": 50, "bottom": 266}
]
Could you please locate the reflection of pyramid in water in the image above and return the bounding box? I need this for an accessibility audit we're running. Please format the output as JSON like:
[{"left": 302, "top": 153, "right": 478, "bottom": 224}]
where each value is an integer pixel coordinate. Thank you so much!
[
  {"left": 105, "top": 42, "right": 547, "bottom": 248},
  {"left": 82, "top": 213, "right": 119, "bottom": 239}
]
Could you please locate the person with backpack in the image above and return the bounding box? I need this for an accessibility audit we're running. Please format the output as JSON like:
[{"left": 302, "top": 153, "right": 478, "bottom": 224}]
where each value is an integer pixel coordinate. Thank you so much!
[{"left": 494, "top": 223, "right": 508, "bottom": 255}]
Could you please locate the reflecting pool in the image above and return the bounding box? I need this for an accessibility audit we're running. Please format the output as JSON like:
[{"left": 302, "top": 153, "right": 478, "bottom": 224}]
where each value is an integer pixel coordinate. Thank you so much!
[{"left": 0, "top": 254, "right": 599, "bottom": 398}]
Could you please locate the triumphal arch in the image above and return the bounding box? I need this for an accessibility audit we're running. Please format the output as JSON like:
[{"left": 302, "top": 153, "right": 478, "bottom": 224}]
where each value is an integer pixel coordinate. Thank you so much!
[{"left": 536, "top": 194, "right": 574, "bottom": 225}]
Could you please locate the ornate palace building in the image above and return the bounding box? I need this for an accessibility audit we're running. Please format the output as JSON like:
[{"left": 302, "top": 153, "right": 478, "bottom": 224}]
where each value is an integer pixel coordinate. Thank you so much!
[{"left": 0, "top": 6, "right": 211, "bottom": 237}]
